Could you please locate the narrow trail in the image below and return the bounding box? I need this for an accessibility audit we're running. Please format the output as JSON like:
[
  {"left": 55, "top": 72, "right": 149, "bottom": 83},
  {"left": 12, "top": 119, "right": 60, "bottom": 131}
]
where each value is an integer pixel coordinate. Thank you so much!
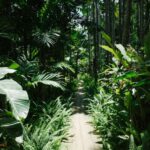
[{"left": 61, "top": 82, "right": 102, "bottom": 150}]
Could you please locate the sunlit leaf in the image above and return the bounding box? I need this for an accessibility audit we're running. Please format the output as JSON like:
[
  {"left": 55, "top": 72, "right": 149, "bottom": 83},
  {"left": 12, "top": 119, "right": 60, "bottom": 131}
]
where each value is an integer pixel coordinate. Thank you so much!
[
  {"left": 115, "top": 44, "right": 131, "bottom": 62},
  {"left": 116, "top": 71, "right": 139, "bottom": 81},
  {"left": 0, "top": 79, "right": 29, "bottom": 120},
  {"left": 101, "top": 45, "right": 119, "bottom": 60},
  {"left": 0, "top": 67, "right": 16, "bottom": 79}
]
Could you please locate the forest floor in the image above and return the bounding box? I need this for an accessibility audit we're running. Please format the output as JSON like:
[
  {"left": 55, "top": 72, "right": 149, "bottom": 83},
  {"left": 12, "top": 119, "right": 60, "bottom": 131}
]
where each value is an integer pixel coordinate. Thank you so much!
[{"left": 60, "top": 82, "right": 102, "bottom": 150}]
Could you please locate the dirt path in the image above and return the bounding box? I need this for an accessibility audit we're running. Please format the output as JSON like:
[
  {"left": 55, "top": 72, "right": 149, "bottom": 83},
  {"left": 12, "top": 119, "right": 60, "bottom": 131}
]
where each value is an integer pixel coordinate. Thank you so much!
[{"left": 61, "top": 83, "right": 102, "bottom": 150}]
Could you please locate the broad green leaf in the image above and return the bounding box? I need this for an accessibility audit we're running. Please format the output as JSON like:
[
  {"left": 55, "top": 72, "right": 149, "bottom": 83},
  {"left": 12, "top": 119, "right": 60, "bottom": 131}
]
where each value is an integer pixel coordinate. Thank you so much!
[
  {"left": 134, "top": 79, "right": 150, "bottom": 87},
  {"left": 115, "top": 44, "right": 131, "bottom": 62},
  {"left": 0, "top": 79, "right": 29, "bottom": 120},
  {"left": 116, "top": 71, "right": 139, "bottom": 81},
  {"left": 101, "top": 45, "right": 119, "bottom": 59},
  {"left": 101, "top": 32, "right": 112, "bottom": 46},
  {"left": 9, "top": 62, "right": 20, "bottom": 69},
  {"left": 0, "top": 67, "right": 16, "bottom": 79}
]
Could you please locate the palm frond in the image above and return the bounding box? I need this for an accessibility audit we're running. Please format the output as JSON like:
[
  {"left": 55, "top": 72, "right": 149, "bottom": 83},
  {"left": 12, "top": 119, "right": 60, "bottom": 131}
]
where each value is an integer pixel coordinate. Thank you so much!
[
  {"left": 31, "top": 73, "right": 65, "bottom": 90},
  {"left": 55, "top": 62, "right": 75, "bottom": 73},
  {"left": 33, "top": 30, "right": 60, "bottom": 47}
]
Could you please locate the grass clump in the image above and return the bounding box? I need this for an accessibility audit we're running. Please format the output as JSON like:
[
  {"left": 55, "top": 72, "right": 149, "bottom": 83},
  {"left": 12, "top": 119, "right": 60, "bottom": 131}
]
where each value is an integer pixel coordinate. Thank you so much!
[{"left": 23, "top": 97, "right": 72, "bottom": 150}]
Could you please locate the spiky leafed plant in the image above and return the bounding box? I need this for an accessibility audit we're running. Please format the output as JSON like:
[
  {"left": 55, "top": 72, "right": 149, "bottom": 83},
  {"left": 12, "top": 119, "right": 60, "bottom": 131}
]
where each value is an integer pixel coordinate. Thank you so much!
[
  {"left": 23, "top": 98, "right": 71, "bottom": 150},
  {"left": 12, "top": 53, "right": 65, "bottom": 91}
]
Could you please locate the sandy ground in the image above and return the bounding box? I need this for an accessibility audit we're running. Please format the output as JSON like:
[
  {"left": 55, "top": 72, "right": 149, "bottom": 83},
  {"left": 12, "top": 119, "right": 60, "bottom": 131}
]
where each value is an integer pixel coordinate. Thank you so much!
[{"left": 60, "top": 84, "right": 102, "bottom": 150}]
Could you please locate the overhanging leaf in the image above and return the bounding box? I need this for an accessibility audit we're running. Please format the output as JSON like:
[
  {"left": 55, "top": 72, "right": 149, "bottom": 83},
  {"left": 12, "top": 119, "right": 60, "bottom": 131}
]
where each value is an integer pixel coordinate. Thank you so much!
[
  {"left": 0, "top": 67, "right": 16, "bottom": 79},
  {"left": 39, "top": 80, "right": 65, "bottom": 91},
  {"left": 115, "top": 44, "right": 131, "bottom": 62},
  {"left": 31, "top": 73, "right": 65, "bottom": 90},
  {"left": 0, "top": 79, "right": 29, "bottom": 120}
]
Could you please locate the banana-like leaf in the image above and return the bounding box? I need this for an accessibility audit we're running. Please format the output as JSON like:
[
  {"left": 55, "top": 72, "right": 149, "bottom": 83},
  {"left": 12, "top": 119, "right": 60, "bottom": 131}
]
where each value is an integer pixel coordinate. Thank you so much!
[
  {"left": 0, "top": 67, "right": 16, "bottom": 79},
  {"left": 115, "top": 44, "right": 131, "bottom": 62},
  {"left": 101, "top": 45, "right": 120, "bottom": 60},
  {"left": 0, "top": 79, "right": 29, "bottom": 120}
]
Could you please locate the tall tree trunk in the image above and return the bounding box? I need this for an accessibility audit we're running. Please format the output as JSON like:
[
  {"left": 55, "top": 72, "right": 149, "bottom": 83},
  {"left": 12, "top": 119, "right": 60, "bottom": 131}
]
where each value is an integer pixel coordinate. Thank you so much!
[
  {"left": 92, "top": 0, "right": 99, "bottom": 83},
  {"left": 119, "top": 0, "right": 124, "bottom": 42},
  {"left": 144, "top": 0, "right": 150, "bottom": 35},
  {"left": 104, "top": 0, "right": 111, "bottom": 64},
  {"left": 122, "top": 0, "right": 132, "bottom": 46},
  {"left": 111, "top": 0, "right": 115, "bottom": 43},
  {"left": 139, "top": 0, "right": 144, "bottom": 46},
  {"left": 87, "top": 4, "right": 92, "bottom": 74}
]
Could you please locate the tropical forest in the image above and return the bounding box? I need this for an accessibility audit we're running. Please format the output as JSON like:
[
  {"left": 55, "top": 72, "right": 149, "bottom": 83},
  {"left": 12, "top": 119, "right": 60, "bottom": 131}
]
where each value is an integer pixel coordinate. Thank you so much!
[{"left": 0, "top": 0, "right": 150, "bottom": 150}]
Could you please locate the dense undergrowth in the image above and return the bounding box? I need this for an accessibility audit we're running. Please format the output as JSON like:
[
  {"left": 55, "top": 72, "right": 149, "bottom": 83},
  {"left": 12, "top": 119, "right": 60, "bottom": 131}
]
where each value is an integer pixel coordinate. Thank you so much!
[
  {"left": 23, "top": 98, "right": 71, "bottom": 150},
  {"left": 0, "top": 1, "right": 150, "bottom": 150},
  {"left": 0, "top": 58, "right": 74, "bottom": 149},
  {"left": 84, "top": 42, "right": 150, "bottom": 150}
]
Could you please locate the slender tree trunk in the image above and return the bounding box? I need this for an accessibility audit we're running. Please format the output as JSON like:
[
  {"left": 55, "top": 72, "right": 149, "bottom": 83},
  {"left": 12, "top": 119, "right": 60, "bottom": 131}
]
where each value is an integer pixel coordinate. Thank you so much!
[
  {"left": 92, "top": 0, "right": 99, "bottom": 83},
  {"left": 111, "top": 0, "right": 115, "bottom": 43},
  {"left": 119, "top": 0, "right": 123, "bottom": 43},
  {"left": 104, "top": 0, "right": 111, "bottom": 64},
  {"left": 122, "top": 0, "right": 132, "bottom": 46},
  {"left": 144, "top": 0, "right": 150, "bottom": 35},
  {"left": 139, "top": 0, "right": 144, "bottom": 45}
]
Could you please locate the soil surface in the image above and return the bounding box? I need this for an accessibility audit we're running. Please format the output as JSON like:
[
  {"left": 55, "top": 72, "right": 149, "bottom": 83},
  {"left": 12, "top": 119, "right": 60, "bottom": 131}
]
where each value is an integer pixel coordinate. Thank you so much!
[{"left": 61, "top": 83, "right": 102, "bottom": 150}]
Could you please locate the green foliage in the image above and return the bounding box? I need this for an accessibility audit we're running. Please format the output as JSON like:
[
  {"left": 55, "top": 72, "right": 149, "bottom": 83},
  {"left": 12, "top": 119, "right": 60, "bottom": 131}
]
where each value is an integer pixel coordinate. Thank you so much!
[
  {"left": 129, "top": 135, "right": 136, "bottom": 150},
  {"left": 0, "top": 67, "right": 16, "bottom": 79},
  {"left": 55, "top": 62, "right": 75, "bottom": 74},
  {"left": 89, "top": 88, "right": 129, "bottom": 150},
  {"left": 0, "top": 67, "right": 29, "bottom": 146},
  {"left": 0, "top": 79, "right": 29, "bottom": 120},
  {"left": 79, "top": 73, "right": 97, "bottom": 97},
  {"left": 30, "top": 73, "right": 65, "bottom": 91},
  {"left": 22, "top": 98, "right": 71, "bottom": 150},
  {"left": 9, "top": 55, "right": 66, "bottom": 95},
  {"left": 33, "top": 30, "right": 60, "bottom": 48},
  {"left": 89, "top": 43, "right": 150, "bottom": 150}
]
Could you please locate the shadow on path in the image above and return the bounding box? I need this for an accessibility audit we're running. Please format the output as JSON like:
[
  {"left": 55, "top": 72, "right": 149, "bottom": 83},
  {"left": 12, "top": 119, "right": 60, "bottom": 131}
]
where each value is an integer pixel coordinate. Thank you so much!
[{"left": 60, "top": 82, "right": 102, "bottom": 150}]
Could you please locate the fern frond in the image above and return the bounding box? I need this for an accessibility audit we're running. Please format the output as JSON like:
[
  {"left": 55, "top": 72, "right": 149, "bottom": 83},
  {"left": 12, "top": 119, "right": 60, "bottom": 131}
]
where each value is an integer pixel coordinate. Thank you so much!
[{"left": 55, "top": 62, "right": 75, "bottom": 73}]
